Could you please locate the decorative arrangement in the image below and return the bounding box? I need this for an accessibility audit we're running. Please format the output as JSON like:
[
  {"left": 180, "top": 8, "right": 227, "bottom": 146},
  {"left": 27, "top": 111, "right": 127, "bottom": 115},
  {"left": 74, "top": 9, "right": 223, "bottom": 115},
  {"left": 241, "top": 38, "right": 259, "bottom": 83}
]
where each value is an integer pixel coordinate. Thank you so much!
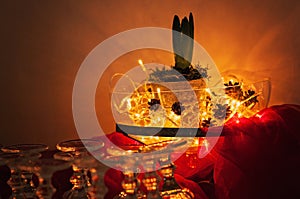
[
  {"left": 110, "top": 12, "right": 271, "bottom": 198},
  {"left": 111, "top": 13, "right": 271, "bottom": 137},
  {"left": 0, "top": 12, "right": 271, "bottom": 199}
]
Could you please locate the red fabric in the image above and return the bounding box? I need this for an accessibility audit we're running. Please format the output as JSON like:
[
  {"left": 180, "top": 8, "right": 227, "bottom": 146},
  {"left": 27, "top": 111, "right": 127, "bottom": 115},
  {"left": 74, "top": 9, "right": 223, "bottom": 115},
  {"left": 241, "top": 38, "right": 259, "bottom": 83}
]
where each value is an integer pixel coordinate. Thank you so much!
[
  {"left": 214, "top": 104, "right": 300, "bottom": 199},
  {"left": 104, "top": 168, "right": 123, "bottom": 199},
  {"left": 103, "top": 104, "right": 300, "bottom": 199}
]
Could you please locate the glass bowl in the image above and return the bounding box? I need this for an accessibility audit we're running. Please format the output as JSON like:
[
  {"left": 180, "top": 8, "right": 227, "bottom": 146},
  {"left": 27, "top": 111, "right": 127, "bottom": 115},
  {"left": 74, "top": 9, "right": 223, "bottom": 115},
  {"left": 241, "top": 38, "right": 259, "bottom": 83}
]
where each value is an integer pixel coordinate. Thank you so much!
[{"left": 111, "top": 76, "right": 271, "bottom": 138}]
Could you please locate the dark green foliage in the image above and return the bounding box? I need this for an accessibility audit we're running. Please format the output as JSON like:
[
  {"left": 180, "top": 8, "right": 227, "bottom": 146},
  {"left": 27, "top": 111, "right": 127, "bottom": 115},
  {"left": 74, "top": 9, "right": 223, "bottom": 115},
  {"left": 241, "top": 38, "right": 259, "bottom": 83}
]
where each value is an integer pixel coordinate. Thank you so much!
[
  {"left": 149, "top": 13, "right": 207, "bottom": 82},
  {"left": 172, "top": 13, "right": 194, "bottom": 71}
]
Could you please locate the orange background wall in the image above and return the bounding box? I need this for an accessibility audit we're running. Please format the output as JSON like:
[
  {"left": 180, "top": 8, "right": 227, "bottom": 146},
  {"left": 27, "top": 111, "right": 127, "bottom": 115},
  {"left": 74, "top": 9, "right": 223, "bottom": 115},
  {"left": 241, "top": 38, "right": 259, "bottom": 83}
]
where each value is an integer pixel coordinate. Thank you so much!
[{"left": 0, "top": 0, "right": 299, "bottom": 148}]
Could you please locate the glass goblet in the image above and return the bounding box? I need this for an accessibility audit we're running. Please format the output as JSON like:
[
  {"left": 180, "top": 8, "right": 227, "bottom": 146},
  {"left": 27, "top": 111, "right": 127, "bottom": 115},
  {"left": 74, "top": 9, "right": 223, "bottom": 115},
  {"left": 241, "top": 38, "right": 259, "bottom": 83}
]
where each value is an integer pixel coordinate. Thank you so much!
[
  {"left": 88, "top": 163, "right": 108, "bottom": 199},
  {"left": 80, "top": 150, "right": 108, "bottom": 199},
  {"left": 155, "top": 139, "right": 194, "bottom": 199},
  {"left": 105, "top": 146, "right": 144, "bottom": 199},
  {"left": 54, "top": 151, "right": 90, "bottom": 199},
  {"left": 56, "top": 139, "right": 104, "bottom": 199},
  {"left": 55, "top": 150, "right": 108, "bottom": 199},
  {"left": 2, "top": 144, "right": 48, "bottom": 199},
  {"left": 33, "top": 158, "right": 71, "bottom": 199}
]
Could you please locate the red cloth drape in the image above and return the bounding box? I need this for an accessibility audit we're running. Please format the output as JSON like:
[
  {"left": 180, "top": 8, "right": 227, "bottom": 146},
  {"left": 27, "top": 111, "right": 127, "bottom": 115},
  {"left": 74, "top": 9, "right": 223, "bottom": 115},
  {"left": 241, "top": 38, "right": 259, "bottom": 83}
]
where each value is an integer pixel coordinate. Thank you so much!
[{"left": 214, "top": 104, "right": 300, "bottom": 199}]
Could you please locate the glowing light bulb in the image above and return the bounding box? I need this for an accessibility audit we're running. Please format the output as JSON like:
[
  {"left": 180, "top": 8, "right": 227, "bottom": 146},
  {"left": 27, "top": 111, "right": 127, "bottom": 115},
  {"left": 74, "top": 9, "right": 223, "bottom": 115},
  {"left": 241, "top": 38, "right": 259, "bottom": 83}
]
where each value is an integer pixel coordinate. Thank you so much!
[
  {"left": 138, "top": 59, "right": 146, "bottom": 72},
  {"left": 157, "top": 87, "right": 163, "bottom": 103},
  {"left": 205, "top": 88, "right": 211, "bottom": 94},
  {"left": 256, "top": 114, "right": 262, "bottom": 118},
  {"left": 126, "top": 98, "right": 131, "bottom": 109},
  {"left": 194, "top": 139, "right": 199, "bottom": 145}
]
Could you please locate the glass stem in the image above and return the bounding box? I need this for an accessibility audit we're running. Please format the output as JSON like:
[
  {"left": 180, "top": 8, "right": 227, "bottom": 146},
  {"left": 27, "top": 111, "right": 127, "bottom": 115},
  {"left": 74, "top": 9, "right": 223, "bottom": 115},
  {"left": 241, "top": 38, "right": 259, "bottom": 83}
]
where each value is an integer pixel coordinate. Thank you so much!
[
  {"left": 159, "top": 163, "right": 194, "bottom": 198},
  {"left": 159, "top": 163, "right": 181, "bottom": 192},
  {"left": 143, "top": 171, "right": 162, "bottom": 199},
  {"left": 115, "top": 171, "right": 143, "bottom": 199},
  {"left": 70, "top": 166, "right": 86, "bottom": 190},
  {"left": 122, "top": 172, "right": 137, "bottom": 197},
  {"left": 21, "top": 171, "right": 36, "bottom": 198},
  {"left": 36, "top": 175, "right": 54, "bottom": 199},
  {"left": 9, "top": 168, "right": 25, "bottom": 199},
  {"left": 88, "top": 167, "right": 107, "bottom": 199}
]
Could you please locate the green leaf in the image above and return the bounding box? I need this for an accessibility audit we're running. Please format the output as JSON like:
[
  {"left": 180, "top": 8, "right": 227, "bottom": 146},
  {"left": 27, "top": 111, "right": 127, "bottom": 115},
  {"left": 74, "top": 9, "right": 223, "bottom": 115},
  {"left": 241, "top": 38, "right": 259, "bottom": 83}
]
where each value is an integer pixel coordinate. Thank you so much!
[{"left": 171, "top": 13, "right": 195, "bottom": 70}]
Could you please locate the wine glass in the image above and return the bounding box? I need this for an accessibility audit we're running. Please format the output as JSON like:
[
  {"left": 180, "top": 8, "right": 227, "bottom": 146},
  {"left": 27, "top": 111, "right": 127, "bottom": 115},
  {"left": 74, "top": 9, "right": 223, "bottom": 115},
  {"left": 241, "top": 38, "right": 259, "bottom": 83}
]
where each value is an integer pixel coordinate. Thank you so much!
[
  {"left": 135, "top": 138, "right": 194, "bottom": 198},
  {"left": 2, "top": 144, "right": 48, "bottom": 199},
  {"left": 105, "top": 145, "right": 144, "bottom": 199},
  {"left": 54, "top": 150, "right": 108, "bottom": 199},
  {"left": 84, "top": 151, "right": 108, "bottom": 199},
  {"left": 88, "top": 164, "right": 108, "bottom": 199},
  {"left": 154, "top": 139, "right": 194, "bottom": 199},
  {"left": 0, "top": 152, "right": 40, "bottom": 199},
  {"left": 32, "top": 158, "right": 72, "bottom": 199},
  {"left": 0, "top": 152, "right": 25, "bottom": 199},
  {"left": 56, "top": 139, "right": 104, "bottom": 199}
]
